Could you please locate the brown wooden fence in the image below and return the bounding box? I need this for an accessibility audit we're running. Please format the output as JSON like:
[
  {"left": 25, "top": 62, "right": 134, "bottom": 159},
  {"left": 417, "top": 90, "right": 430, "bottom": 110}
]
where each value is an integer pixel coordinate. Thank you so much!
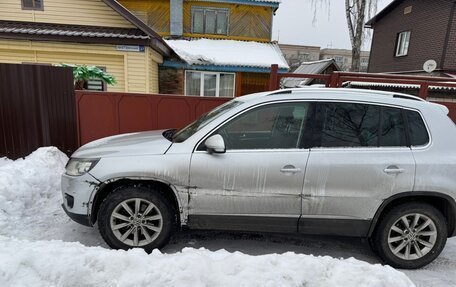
[
  {"left": 0, "top": 63, "right": 78, "bottom": 159},
  {"left": 76, "top": 91, "right": 230, "bottom": 145}
]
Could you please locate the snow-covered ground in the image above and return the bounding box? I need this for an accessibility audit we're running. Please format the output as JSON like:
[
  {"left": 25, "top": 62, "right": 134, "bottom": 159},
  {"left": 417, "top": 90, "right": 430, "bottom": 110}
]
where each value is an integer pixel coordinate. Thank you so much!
[{"left": 0, "top": 148, "right": 454, "bottom": 287}]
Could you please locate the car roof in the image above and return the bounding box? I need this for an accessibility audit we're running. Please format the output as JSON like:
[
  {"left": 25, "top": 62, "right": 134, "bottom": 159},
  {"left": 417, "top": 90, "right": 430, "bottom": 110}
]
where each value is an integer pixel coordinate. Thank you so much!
[{"left": 237, "top": 88, "right": 447, "bottom": 113}]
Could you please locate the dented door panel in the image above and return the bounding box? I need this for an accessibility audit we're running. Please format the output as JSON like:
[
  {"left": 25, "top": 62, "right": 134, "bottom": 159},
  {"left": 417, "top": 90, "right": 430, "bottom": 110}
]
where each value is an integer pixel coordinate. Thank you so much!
[{"left": 189, "top": 149, "right": 309, "bottom": 218}]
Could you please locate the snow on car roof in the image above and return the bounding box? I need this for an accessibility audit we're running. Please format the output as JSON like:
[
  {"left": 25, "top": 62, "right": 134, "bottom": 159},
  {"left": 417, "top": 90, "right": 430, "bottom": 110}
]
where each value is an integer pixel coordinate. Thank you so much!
[{"left": 165, "top": 38, "right": 289, "bottom": 69}]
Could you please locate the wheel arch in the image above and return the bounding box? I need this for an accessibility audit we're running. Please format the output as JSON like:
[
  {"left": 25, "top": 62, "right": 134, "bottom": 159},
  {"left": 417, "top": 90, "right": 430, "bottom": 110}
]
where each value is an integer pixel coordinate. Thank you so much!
[
  {"left": 89, "top": 177, "right": 184, "bottom": 226},
  {"left": 368, "top": 191, "right": 456, "bottom": 238}
]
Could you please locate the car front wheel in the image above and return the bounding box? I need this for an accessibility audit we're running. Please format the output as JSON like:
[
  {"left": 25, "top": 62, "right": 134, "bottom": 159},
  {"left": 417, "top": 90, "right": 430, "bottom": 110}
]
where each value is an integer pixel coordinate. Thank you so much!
[
  {"left": 372, "top": 202, "right": 447, "bottom": 269},
  {"left": 98, "top": 185, "right": 174, "bottom": 252}
]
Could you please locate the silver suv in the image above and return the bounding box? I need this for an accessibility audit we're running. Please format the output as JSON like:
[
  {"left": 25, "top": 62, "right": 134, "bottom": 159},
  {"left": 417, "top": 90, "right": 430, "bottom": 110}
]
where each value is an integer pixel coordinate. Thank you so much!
[{"left": 61, "top": 88, "right": 456, "bottom": 269}]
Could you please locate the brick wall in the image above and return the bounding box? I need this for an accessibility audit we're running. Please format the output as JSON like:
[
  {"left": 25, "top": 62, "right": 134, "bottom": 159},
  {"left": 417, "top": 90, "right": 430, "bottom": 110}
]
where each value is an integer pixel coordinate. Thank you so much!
[
  {"left": 369, "top": 0, "right": 453, "bottom": 73},
  {"left": 444, "top": 3, "right": 456, "bottom": 71},
  {"left": 159, "top": 67, "right": 184, "bottom": 95}
]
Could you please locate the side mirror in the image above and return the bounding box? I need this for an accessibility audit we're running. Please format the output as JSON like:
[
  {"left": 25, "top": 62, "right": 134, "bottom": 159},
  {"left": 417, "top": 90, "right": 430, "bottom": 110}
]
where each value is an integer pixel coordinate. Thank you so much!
[{"left": 204, "top": 134, "right": 226, "bottom": 154}]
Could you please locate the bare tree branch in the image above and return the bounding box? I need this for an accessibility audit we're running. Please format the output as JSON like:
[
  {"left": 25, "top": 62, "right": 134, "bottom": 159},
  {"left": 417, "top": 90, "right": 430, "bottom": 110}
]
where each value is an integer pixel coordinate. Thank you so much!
[{"left": 311, "top": 0, "right": 378, "bottom": 71}]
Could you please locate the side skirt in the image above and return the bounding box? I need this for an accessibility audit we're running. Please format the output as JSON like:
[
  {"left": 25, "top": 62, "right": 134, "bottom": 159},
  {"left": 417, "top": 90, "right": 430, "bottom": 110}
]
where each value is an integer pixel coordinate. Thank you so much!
[
  {"left": 298, "top": 217, "right": 371, "bottom": 237},
  {"left": 188, "top": 215, "right": 299, "bottom": 233},
  {"left": 187, "top": 215, "right": 372, "bottom": 237}
]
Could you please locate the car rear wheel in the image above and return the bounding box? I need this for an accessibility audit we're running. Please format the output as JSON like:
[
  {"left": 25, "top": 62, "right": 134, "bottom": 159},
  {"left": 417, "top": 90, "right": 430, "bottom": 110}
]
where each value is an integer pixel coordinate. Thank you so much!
[
  {"left": 98, "top": 185, "right": 174, "bottom": 252},
  {"left": 371, "top": 202, "right": 447, "bottom": 269}
]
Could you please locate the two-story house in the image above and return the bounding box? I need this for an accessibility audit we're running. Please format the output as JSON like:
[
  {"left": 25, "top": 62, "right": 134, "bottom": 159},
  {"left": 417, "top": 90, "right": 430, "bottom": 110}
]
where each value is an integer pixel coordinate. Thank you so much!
[
  {"left": 119, "top": 0, "right": 288, "bottom": 97},
  {"left": 0, "top": 0, "right": 171, "bottom": 93},
  {"left": 366, "top": 0, "right": 456, "bottom": 76}
]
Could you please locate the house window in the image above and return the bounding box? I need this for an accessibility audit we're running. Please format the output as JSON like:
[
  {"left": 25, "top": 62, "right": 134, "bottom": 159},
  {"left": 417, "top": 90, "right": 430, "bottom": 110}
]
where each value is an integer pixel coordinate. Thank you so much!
[
  {"left": 334, "top": 56, "right": 344, "bottom": 63},
  {"left": 22, "top": 0, "right": 43, "bottom": 10},
  {"left": 185, "top": 71, "right": 235, "bottom": 97},
  {"left": 395, "top": 31, "right": 411, "bottom": 57},
  {"left": 86, "top": 79, "right": 106, "bottom": 91},
  {"left": 192, "top": 7, "right": 229, "bottom": 35},
  {"left": 85, "top": 67, "right": 107, "bottom": 91}
]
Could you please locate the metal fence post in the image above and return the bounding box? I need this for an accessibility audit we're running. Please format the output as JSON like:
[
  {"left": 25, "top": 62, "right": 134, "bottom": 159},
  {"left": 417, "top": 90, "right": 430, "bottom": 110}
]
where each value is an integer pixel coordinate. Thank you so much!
[{"left": 269, "top": 64, "right": 279, "bottom": 90}]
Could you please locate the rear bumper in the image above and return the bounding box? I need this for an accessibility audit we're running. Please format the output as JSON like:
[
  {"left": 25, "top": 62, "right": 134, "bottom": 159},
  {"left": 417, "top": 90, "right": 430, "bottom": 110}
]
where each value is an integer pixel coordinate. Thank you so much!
[{"left": 62, "top": 204, "right": 92, "bottom": 227}]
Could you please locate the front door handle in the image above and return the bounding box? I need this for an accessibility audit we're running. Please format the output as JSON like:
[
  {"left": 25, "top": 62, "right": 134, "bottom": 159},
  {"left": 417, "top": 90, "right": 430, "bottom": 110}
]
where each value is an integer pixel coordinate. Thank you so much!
[
  {"left": 280, "top": 165, "right": 301, "bottom": 174},
  {"left": 383, "top": 165, "right": 405, "bottom": 174}
]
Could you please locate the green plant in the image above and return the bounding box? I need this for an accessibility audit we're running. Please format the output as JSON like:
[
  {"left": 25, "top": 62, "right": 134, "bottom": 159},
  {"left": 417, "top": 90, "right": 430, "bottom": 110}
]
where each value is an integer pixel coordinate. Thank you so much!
[{"left": 60, "top": 63, "right": 117, "bottom": 88}]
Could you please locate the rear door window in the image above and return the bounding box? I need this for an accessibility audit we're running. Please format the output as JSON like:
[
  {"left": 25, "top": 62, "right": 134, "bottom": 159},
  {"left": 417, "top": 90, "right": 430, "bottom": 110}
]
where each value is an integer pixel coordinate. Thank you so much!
[
  {"left": 314, "top": 102, "right": 410, "bottom": 148},
  {"left": 318, "top": 102, "right": 380, "bottom": 147}
]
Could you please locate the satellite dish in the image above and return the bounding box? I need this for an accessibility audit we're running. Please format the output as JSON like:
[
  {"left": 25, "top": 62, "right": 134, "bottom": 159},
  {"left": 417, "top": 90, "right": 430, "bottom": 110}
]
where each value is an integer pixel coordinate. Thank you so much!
[{"left": 423, "top": 60, "right": 437, "bottom": 73}]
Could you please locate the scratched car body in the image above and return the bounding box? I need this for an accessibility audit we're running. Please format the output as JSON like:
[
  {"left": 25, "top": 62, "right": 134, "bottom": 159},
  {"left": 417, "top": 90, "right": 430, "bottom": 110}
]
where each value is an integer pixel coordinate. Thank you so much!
[{"left": 62, "top": 88, "right": 456, "bottom": 269}]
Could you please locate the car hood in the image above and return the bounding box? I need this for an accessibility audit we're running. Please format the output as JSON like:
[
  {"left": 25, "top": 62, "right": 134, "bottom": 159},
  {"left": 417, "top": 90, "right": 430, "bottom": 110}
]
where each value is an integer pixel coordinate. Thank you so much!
[{"left": 72, "top": 130, "right": 173, "bottom": 158}]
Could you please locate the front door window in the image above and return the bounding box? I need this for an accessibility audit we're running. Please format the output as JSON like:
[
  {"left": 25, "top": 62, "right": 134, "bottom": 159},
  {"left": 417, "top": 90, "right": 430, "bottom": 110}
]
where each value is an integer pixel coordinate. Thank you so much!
[{"left": 216, "top": 103, "right": 309, "bottom": 149}]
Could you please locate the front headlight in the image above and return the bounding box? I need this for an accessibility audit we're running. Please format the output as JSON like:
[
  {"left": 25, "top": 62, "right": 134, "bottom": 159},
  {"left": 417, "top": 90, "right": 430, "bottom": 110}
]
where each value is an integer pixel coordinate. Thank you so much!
[{"left": 65, "top": 158, "right": 100, "bottom": 176}]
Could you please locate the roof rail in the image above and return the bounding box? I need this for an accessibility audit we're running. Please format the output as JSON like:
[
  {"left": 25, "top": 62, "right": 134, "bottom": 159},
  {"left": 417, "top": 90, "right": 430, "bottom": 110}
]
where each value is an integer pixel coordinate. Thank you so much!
[{"left": 264, "top": 87, "right": 427, "bottom": 102}]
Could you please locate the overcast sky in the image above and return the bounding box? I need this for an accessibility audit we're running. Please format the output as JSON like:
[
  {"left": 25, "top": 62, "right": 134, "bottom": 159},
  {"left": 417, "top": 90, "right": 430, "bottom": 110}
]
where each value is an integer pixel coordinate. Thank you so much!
[{"left": 272, "top": 0, "right": 394, "bottom": 50}]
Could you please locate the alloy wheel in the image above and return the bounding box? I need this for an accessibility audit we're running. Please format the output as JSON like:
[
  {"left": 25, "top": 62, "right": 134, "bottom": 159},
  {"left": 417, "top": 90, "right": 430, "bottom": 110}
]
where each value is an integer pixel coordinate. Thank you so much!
[
  {"left": 387, "top": 213, "right": 437, "bottom": 260},
  {"left": 110, "top": 198, "right": 163, "bottom": 247}
]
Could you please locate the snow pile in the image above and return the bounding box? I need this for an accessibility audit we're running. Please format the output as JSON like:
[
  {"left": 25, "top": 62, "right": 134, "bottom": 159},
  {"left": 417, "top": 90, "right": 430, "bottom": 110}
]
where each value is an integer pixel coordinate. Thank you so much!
[
  {"left": 0, "top": 147, "right": 417, "bottom": 287},
  {"left": 0, "top": 157, "right": 11, "bottom": 167},
  {"left": 165, "top": 38, "right": 289, "bottom": 69},
  {"left": 0, "top": 236, "right": 414, "bottom": 287},
  {"left": 0, "top": 147, "right": 68, "bottom": 228}
]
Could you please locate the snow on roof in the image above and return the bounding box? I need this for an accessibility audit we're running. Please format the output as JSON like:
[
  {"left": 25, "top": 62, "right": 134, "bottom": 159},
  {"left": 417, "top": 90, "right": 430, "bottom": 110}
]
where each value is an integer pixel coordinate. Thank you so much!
[
  {"left": 165, "top": 38, "right": 289, "bottom": 70},
  {"left": 282, "top": 58, "right": 339, "bottom": 88},
  {"left": 346, "top": 81, "right": 456, "bottom": 91},
  {"left": 250, "top": 0, "right": 281, "bottom": 2},
  {"left": 190, "top": 0, "right": 281, "bottom": 4}
]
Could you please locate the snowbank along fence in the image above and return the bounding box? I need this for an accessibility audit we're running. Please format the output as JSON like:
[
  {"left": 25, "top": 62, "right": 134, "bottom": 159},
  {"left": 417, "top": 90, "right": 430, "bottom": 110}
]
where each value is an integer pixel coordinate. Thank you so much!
[{"left": 0, "top": 63, "right": 78, "bottom": 159}]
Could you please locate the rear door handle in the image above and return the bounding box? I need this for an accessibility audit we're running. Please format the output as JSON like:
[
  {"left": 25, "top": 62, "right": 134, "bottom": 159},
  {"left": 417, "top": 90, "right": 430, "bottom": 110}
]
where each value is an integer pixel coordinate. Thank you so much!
[
  {"left": 280, "top": 165, "right": 301, "bottom": 174},
  {"left": 383, "top": 166, "right": 404, "bottom": 174}
]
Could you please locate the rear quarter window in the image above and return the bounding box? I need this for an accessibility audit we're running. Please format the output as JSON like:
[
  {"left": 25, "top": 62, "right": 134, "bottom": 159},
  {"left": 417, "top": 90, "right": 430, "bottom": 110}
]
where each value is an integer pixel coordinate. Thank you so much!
[{"left": 406, "top": 110, "right": 429, "bottom": 146}]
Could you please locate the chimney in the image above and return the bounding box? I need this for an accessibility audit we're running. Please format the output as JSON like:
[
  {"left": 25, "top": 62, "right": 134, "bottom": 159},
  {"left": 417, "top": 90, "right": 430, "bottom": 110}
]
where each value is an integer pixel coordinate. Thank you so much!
[{"left": 170, "top": 0, "right": 183, "bottom": 37}]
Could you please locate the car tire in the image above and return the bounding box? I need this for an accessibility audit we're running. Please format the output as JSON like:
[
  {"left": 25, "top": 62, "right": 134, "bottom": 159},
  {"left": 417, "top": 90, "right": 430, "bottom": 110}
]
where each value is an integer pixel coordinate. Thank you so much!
[
  {"left": 372, "top": 202, "right": 447, "bottom": 269},
  {"left": 98, "top": 185, "right": 174, "bottom": 252}
]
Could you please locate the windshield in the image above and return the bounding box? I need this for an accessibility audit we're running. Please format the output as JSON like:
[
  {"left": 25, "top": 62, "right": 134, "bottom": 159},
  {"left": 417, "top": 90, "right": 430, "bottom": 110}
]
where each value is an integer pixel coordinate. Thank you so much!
[{"left": 172, "top": 100, "right": 243, "bottom": 143}]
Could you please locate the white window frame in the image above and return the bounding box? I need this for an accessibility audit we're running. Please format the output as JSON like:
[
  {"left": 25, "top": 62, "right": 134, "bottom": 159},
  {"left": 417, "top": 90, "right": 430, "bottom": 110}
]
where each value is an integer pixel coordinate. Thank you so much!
[
  {"left": 184, "top": 70, "right": 236, "bottom": 98},
  {"left": 395, "top": 31, "right": 411, "bottom": 57}
]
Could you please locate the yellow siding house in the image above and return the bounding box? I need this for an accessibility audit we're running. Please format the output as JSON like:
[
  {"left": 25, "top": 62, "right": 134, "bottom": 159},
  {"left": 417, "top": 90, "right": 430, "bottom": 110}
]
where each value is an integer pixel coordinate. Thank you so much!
[{"left": 0, "top": 0, "right": 171, "bottom": 93}]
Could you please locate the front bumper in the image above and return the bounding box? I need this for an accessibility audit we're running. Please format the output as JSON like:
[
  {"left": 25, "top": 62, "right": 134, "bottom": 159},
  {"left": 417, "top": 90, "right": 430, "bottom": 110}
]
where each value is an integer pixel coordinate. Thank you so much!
[
  {"left": 61, "top": 172, "right": 100, "bottom": 226},
  {"left": 62, "top": 204, "right": 91, "bottom": 226}
]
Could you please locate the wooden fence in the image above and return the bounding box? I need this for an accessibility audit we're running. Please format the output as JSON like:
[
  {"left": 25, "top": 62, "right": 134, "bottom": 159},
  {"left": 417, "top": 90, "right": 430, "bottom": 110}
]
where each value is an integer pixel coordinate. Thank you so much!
[
  {"left": 76, "top": 91, "right": 230, "bottom": 145},
  {"left": 0, "top": 63, "right": 77, "bottom": 159}
]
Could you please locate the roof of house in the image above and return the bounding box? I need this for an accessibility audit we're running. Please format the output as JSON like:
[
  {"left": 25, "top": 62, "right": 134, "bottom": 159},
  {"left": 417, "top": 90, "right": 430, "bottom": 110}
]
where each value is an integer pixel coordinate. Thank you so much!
[
  {"left": 163, "top": 38, "right": 289, "bottom": 72},
  {"left": 282, "top": 59, "right": 339, "bottom": 88},
  {"left": 345, "top": 81, "right": 456, "bottom": 91},
  {"left": 365, "top": 0, "right": 454, "bottom": 28},
  {"left": 0, "top": 21, "right": 149, "bottom": 40},
  {"left": 0, "top": 20, "right": 160, "bottom": 48}
]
